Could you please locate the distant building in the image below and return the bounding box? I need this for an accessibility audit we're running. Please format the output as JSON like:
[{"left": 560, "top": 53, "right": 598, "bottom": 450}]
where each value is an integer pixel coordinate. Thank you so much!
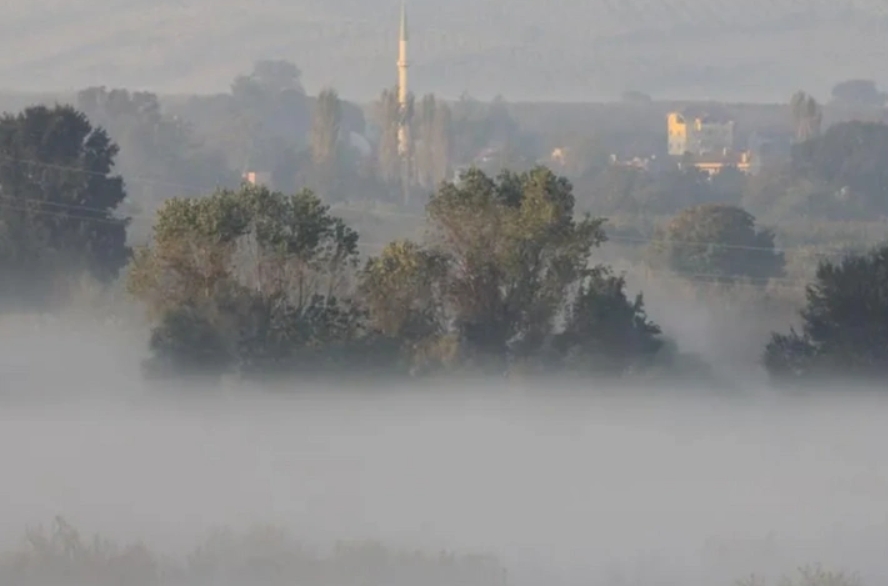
[
  {"left": 242, "top": 171, "right": 271, "bottom": 186},
  {"left": 680, "top": 149, "right": 752, "bottom": 176},
  {"left": 667, "top": 110, "right": 735, "bottom": 156},
  {"left": 608, "top": 153, "right": 654, "bottom": 171}
]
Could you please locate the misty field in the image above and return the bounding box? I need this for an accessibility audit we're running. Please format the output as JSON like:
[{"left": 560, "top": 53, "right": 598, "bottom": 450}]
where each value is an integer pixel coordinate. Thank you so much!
[{"left": 2, "top": 375, "right": 888, "bottom": 586}]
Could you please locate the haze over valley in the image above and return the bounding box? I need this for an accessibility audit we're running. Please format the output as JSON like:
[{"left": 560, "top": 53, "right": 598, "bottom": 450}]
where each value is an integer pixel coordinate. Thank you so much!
[{"left": 3, "top": 0, "right": 888, "bottom": 100}]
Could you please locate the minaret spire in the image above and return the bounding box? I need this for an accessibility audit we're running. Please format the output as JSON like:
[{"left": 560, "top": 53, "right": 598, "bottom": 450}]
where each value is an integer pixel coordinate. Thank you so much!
[
  {"left": 396, "top": 0, "right": 412, "bottom": 202},
  {"left": 396, "top": 0, "right": 409, "bottom": 121}
]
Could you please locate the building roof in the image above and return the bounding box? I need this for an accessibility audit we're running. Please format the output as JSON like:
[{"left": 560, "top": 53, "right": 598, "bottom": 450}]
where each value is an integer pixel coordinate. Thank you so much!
[
  {"left": 677, "top": 105, "right": 733, "bottom": 124},
  {"left": 691, "top": 150, "right": 750, "bottom": 166}
]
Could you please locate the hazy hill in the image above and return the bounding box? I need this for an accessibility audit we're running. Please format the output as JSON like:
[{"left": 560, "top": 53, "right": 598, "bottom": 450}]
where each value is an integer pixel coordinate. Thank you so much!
[{"left": 0, "top": 0, "right": 887, "bottom": 101}]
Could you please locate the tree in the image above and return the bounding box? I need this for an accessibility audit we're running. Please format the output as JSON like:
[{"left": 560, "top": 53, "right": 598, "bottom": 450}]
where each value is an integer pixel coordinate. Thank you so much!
[
  {"left": 413, "top": 94, "right": 453, "bottom": 188},
  {"left": 0, "top": 104, "right": 130, "bottom": 307},
  {"left": 552, "top": 266, "right": 662, "bottom": 376},
  {"left": 76, "top": 86, "right": 237, "bottom": 221},
  {"left": 310, "top": 88, "right": 342, "bottom": 167},
  {"left": 426, "top": 166, "right": 607, "bottom": 363},
  {"left": 359, "top": 240, "right": 445, "bottom": 341},
  {"left": 128, "top": 184, "right": 366, "bottom": 379},
  {"left": 789, "top": 91, "right": 822, "bottom": 142},
  {"left": 309, "top": 88, "right": 343, "bottom": 196},
  {"left": 355, "top": 166, "right": 667, "bottom": 376},
  {"left": 358, "top": 240, "right": 453, "bottom": 373},
  {"left": 229, "top": 59, "right": 311, "bottom": 171},
  {"left": 831, "top": 79, "right": 886, "bottom": 109},
  {"left": 791, "top": 121, "right": 888, "bottom": 217},
  {"left": 651, "top": 204, "right": 784, "bottom": 282},
  {"left": 373, "top": 87, "right": 401, "bottom": 184},
  {"left": 764, "top": 245, "right": 888, "bottom": 384}
]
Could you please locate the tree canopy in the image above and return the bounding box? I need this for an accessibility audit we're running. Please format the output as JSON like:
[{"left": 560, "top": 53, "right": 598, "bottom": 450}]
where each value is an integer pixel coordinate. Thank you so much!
[
  {"left": 651, "top": 204, "right": 784, "bottom": 283},
  {"left": 0, "top": 104, "right": 130, "bottom": 307},
  {"left": 127, "top": 184, "right": 372, "bottom": 380},
  {"left": 764, "top": 244, "right": 888, "bottom": 384},
  {"left": 125, "top": 167, "right": 668, "bottom": 382}
]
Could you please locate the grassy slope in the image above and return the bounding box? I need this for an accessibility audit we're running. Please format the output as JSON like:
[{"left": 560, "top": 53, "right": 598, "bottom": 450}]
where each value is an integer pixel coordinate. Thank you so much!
[{"left": 0, "top": 0, "right": 886, "bottom": 101}]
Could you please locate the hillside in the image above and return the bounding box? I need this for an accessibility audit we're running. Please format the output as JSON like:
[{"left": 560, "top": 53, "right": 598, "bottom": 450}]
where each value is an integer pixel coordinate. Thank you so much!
[{"left": 0, "top": 0, "right": 886, "bottom": 101}]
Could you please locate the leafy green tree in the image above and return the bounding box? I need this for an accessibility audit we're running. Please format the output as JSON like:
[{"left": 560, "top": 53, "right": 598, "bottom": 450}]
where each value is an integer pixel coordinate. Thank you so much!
[
  {"left": 552, "top": 266, "right": 662, "bottom": 375},
  {"left": 651, "top": 204, "right": 784, "bottom": 282},
  {"left": 358, "top": 240, "right": 454, "bottom": 373},
  {"left": 357, "top": 166, "right": 667, "bottom": 376},
  {"left": 427, "top": 166, "right": 607, "bottom": 363},
  {"left": 764, "top": 245, "right": 888, "bottom": 384},
  {"left": 359, "top": 240, "right": 445, "bottom": 341},
  {"left": 128, "top": 184, "right": 367, "bottom": 379},
  {"left": 0, "top": 104, "right": 130, "bottom": 307}
]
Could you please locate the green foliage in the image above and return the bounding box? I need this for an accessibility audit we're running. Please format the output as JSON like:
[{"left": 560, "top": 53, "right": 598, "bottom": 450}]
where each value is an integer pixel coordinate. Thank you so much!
[
  {"left": 128, "top": 184, "right": 371, "bottom": 379},
  {"left": 764, "top": 244, "right": 888, "bottom": 384},
  {"left": 354, "top": 166, "right": 665, "bottom": 376},
  {"left": 0, "top": 104, "right": 130, "bottom": 308},
  {"left": 427, "top": 166, "right": 607, "bottom": 361},
  {"left": 651, "top": 204, "right": 784, "bottom": 282},
  {"left": 552, "top": 267, "right": 663, "bottom": 376},
  {"left": 123, "top": 165, "right": 676, "bottom": 382}
]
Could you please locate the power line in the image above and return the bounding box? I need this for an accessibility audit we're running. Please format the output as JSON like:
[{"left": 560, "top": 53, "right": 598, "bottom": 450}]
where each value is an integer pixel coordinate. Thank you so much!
[
  {"left": 0, "top": 152, "right": 883, "bottom": 257},
  {"left": 0, "top": 199, "right": 819, "bottom": 290}
]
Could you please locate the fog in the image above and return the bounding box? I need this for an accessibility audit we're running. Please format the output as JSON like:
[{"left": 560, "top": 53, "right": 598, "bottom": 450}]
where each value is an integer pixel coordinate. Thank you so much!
[
  {"left": 2, "top": 0, "right": 887, "bottom": 100},
  {"left": 2, "top": 315, "right": 888, "bottom": 586}
]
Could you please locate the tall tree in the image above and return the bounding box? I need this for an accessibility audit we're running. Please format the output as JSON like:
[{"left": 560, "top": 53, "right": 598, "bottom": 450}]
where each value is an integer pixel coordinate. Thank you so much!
[
  {"left": 414, "top": 94, "right": 437, "bottom": 188},
  {"left": 414, "top": 94, "right": 453, "bottom": 188},
  {"left": 426, "top": 166, "right": 607, "bottom": 361},
  {"left": 310, "top": 88, "right": 342, "bottom": 168},
  {"left": 128, "top": 184, "right": 365, "bottom": 378},
  {"left": 430, "top": 99, "right": 453, "bottom": 185},
  {"left": 373, "top": 87, "right": 401, "bottom": 184},
  {"left": 764, "top": 245, "right": 888, "bottom": 385},
  {"left": 0, "top": 105, "right": 130, "bottom": 307},
  {"left": 309, "top": 88, "right": 343, "bottom": 196},
  {"left": 790, "top": 91, "right": 822, "bottom": 142}
]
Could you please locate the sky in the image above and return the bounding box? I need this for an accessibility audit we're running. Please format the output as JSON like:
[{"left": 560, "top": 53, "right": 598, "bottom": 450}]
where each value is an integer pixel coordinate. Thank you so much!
[{"left": 1, "top": 0, "right": 887, "bottom": 101}]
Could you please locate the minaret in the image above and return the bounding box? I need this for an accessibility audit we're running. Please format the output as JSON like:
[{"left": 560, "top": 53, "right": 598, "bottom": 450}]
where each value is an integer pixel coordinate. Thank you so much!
[{"left": 396, "top": 1, "right": 410, "bottom": 159}]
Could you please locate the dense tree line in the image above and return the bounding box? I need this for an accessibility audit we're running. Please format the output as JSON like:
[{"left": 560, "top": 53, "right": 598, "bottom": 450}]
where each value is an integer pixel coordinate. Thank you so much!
[
  {"left": 1, "top": 95, "right": 887, "bottom": 387},
  {"left": 126, "top": 167, "right": 667, "bottom": 381}
]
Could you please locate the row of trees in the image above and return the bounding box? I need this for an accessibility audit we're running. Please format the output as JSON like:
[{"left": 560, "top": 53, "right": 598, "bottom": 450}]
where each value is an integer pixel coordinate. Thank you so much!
[
  {"left": 0, "top": 103, "right": 886, "bottom": 385},
  {"left": 126, "top": 168, "right": 667, "bottom": 380}
]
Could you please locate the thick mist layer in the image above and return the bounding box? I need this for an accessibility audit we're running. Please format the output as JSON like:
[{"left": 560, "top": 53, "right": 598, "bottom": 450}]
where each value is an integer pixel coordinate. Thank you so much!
[{"left": 2, "top": 318, "right": 888, "bottom": 585}]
